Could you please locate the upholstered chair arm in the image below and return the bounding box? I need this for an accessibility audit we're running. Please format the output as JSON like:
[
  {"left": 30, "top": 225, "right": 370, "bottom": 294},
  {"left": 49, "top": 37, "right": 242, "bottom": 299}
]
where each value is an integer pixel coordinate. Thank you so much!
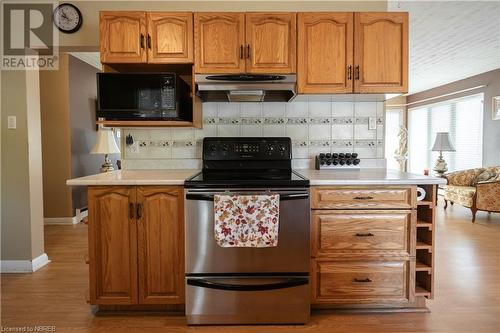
[
  {"left": 444, "top": 169, "right": 477, "bottom": 186},
  {"left": 476, "top": 180, "right": 500, "bottom": 212}
]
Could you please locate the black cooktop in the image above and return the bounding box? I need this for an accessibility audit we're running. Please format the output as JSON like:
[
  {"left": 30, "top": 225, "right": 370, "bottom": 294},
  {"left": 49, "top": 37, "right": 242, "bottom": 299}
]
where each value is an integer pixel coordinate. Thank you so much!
[
  {"left": 185, "top": 169, "right": 309, "bottom": 188},
  {"left": 185, "top": 137, "right": 309, "bottom": 188}
]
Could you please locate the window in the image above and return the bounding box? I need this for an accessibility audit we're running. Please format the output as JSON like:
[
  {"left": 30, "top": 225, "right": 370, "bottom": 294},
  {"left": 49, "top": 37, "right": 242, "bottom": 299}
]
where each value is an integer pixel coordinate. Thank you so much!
[
  {"left": 385, "top": 108, "right": 405, "bottom": 170},
  {"left": 408, "top": 94, "right": 483, "bottom": 174}
]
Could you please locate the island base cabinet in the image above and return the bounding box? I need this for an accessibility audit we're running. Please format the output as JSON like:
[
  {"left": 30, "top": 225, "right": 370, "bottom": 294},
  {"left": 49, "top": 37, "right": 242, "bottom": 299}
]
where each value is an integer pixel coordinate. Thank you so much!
[{"left": 88, "top": 186, "right": 184, "bottom": 306}]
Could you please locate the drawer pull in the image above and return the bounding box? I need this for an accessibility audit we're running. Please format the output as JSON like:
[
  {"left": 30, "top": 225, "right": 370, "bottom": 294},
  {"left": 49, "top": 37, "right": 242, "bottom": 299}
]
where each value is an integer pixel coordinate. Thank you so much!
[
  {"left": 353, "top": 278, "right": 372, "bottom": 283},
  {"left": 355, "top": 232, "right": 374, "bottom": 237},
  {"left": 353, "top": 196, "right": 374, "bottom": 200}
]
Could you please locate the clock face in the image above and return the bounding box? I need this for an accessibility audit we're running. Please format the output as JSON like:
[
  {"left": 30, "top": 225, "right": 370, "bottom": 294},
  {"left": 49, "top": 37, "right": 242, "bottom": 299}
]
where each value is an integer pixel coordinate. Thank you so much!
[{"left": 53, "top": 4, "right": 82, "bottom": 33}]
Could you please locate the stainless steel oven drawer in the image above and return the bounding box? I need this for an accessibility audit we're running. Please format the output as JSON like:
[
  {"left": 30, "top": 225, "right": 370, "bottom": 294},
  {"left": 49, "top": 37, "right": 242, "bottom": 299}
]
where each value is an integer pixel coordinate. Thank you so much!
[{"left": 186, "top": 276, "right": 310, "bottom": 325}]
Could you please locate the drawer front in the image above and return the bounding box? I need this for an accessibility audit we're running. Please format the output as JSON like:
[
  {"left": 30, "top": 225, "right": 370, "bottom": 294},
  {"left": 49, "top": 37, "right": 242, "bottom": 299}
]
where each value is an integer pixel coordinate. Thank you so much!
[
  {"left": 311, "top": 260, "right": 410, "bottom": 304},
  {"left": 312, "top": 210, "right": 413, "bottom": 257},
  {"left": 311, "top": 186, "right": 416, "bottom": 209}
]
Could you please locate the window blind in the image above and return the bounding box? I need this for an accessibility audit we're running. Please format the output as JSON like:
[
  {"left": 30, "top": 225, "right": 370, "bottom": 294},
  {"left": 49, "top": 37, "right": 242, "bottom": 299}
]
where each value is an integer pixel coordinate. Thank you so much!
[{"left": 408, "top": 94, "right": 483, "bottom": 173}]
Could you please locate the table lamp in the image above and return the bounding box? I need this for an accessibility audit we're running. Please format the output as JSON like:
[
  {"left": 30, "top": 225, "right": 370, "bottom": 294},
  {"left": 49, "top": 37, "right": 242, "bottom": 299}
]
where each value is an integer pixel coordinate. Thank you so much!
[
  {"left": 431, "top": 132, "right": 455, "bottom": 176},
  {"left": 90, "top": 128, "right": 120, "bottom": 172}
]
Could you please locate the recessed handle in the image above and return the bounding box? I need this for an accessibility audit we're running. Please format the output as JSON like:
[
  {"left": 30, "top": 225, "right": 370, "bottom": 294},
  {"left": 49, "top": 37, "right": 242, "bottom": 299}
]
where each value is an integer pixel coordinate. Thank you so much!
[
  {"left": 353, "top": 196, "right": 373, "bottom": 200},
  {"left": 353, "top": 278, "right": 372, "bottom": 283},
  {"left": 355, "top": 232, "right": 374, "bottom": 237}
]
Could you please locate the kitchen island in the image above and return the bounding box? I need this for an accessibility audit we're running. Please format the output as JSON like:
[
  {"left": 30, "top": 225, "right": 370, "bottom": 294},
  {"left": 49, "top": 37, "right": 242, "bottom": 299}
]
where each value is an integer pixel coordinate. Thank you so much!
[{"left": 68, "top": 169, "right": 445, "bottom": 313}]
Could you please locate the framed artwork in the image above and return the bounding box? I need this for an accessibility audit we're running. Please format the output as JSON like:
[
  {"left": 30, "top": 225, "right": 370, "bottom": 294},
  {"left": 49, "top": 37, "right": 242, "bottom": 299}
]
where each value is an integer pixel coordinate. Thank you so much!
[{"left": 493, "top": 96, "right": 500, "bottom": 120}]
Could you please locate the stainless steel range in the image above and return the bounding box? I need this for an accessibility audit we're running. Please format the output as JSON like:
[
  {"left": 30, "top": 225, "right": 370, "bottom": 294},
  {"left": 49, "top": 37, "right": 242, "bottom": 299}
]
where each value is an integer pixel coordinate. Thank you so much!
[{"left": 184, "top": 137, "right": 310, "bottom": 325}]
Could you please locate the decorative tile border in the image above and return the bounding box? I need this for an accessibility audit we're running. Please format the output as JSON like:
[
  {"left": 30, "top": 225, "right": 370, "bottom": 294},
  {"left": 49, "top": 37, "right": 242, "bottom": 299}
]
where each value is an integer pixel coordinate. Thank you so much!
[{"left": 203, "top": 116, "right": 382, "bottom": 125}]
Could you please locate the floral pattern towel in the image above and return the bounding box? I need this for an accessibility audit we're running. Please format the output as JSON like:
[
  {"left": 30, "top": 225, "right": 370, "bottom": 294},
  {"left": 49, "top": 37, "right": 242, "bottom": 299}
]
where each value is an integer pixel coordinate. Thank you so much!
[{"left": 214, "top": 194, "right": 280, "bottom": 247}]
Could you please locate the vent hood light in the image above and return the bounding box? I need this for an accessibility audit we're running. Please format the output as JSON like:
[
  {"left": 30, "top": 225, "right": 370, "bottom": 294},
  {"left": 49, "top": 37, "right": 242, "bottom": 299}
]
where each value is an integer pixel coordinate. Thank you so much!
[{"left": 227, "top": 90, "right": 265, "bottom": 102}]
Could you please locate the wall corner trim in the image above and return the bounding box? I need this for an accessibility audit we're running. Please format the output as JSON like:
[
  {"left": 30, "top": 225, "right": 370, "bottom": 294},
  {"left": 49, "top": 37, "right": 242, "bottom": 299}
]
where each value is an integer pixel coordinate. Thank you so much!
[{"left": 0, "top": 253, "right": 50, "bottom": 273}]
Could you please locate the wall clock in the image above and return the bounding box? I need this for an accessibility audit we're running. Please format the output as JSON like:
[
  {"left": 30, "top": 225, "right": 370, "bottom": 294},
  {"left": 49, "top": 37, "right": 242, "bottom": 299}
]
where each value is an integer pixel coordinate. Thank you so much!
[{"left": 53, "top": 3, "right": 83, "bottom": 34}]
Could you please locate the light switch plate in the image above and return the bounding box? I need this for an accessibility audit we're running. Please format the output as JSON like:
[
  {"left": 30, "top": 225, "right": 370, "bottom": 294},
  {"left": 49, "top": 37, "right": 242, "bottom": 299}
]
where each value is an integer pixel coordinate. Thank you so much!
[
  {"left": 368, "top": 117, "right": 377, "bottom": 130},
  {"left": 7, "top": 116, "right": 17, "bottom": 129}
]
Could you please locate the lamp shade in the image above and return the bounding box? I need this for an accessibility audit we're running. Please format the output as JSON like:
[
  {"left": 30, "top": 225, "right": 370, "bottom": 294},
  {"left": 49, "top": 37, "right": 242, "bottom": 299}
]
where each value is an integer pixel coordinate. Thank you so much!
[
  {"left": 90, "top": 128, "right": 120, "bottom": 155},
  {"left": 431, "top": 132, "right": 455, "bottom": 152}
]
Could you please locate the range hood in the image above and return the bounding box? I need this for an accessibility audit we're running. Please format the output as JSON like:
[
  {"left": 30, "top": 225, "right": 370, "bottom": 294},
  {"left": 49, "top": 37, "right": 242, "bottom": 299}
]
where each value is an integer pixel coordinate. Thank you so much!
[{"left": 195, "top": 74, "right": 296, "bottom": 102}]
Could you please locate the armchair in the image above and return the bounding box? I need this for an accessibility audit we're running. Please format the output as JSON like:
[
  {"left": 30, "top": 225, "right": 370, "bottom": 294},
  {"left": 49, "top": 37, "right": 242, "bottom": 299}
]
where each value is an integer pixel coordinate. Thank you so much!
[{"left": 443, "top": 167, "right": 500, "bottom": 222}]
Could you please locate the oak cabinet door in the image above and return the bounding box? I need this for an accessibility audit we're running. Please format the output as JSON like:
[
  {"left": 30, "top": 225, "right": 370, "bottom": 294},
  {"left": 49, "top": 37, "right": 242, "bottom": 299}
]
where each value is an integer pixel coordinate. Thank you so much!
[
  {"left": 88, "top": 186, "right": 138, "bottom": 305},
  {"left": 147, "top": 12, "right": 193, "bottom": 64},
  {"left": 298, "top": 13, "right": 353, "bottom": 93},
  {"left": 194, "top": 13, "right": 245, "bottom": 73},
  {"left": 245, "top": 13, "right": 296, "bottom": 73},
  {"left": 100, "top": 11, "right": 147, "bottom": 63},
  {"left": 354, "top": 12, "right": 408, "bottom": 93},
  {"left": 137, "top": 186, "right": 184, "bottom": 304}
]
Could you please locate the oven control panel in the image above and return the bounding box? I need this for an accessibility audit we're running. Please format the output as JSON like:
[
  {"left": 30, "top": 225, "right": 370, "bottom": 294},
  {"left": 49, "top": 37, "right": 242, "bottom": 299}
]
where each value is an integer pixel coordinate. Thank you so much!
[{"left": 203, "top": 137, "right": 291, "bottom": 160}]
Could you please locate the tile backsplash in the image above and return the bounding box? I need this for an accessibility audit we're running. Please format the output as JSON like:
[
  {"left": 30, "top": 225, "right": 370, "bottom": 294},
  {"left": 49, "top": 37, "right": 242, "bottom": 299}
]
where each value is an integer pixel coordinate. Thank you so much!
[{"left": 121, "top": 98, "right": 386, "bottom": 170}]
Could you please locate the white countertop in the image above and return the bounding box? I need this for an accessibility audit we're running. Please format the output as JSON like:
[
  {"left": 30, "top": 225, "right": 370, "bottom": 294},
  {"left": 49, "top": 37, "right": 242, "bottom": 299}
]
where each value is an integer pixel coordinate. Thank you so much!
[
  {"left": 67, "top": 169, "right": 446, "bottom": 186},
  {"left": 297, "top": 169, "right": 447, "bottom": 186},
  {"left": 66, "top": 169, "right": 200, "bottom": 186}
]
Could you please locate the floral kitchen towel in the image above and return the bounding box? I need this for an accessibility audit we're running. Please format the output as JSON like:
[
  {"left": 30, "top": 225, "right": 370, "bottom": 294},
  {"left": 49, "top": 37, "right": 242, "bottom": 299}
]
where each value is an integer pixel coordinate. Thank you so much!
[{"left": 214, "top": 194, "right": 280, "bottom": 247}]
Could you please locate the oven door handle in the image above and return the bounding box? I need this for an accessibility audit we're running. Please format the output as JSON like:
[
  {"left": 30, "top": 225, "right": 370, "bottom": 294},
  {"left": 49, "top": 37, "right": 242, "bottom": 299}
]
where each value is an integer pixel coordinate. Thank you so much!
[
  {"left": 186, "top": 277, "right": 308, "bottom": 291},
  {"left": 185, "top": 193, "right": 309, "bottom": 201}
]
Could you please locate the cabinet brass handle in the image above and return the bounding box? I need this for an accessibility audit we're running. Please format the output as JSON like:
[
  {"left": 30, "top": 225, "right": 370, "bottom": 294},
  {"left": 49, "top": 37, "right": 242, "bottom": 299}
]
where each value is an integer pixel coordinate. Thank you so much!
[
  {"left": 355, "top": 232, "right": 374, "bottom": 237},
  {"left": 147, "top": 34, "right": 152, "bottom": 49},
  {"left": 136, "top": 203, "right": 143, "bottom": 219},
  {"left": 353, "top": 196, "right": 373, "bottom": 200},
  {"left": 353, "top": 278, "right": 372, "bottom": 283},
  {"left": 347, "top": 65, "right": 352, "bottom": 80},
  {"left": 240, "top": 45, "right": 244, "bottom": 59},
  {"left": 129, "top": 203, "right": 135, "bottom": 220},
  {"left": 246, "top": 44, "right": 250, "bottom": 59},
  {"left": 140, "top": 34, "right": 145, "bottom": 49},
  {"left": 354, "top": 65, "right": 360, "bottom": 80}
]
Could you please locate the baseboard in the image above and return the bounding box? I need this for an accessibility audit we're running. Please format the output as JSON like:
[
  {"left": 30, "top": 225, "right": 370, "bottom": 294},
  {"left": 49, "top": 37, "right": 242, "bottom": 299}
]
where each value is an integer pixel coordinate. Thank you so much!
[
  {"left": 44, "top": 209, "right": 87, "bottom": 225},
  {"left": 1, "top": 253, "right": 50, "bottom": 273}
]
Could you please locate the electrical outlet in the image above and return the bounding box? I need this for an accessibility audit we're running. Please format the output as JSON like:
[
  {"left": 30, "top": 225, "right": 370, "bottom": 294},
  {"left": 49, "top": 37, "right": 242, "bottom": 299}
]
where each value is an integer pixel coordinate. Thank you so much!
[
  {"left": 7, "top": 116, "right": 16, "bottom": 129},
  {"left": 368, "top": 117, "right": 377, "bottom": 130}
]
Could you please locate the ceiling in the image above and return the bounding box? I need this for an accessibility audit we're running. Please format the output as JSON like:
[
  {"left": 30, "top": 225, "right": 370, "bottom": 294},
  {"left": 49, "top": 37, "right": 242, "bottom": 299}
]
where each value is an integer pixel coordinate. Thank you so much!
[{"left": 389, "top": 0, "right": 500, "bottom": 94}]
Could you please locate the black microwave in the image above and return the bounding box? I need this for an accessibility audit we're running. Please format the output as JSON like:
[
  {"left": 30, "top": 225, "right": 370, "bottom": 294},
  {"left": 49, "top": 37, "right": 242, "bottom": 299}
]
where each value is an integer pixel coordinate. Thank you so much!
[{"left": 96, "top": 73, "right": 192, "bottom": 120}]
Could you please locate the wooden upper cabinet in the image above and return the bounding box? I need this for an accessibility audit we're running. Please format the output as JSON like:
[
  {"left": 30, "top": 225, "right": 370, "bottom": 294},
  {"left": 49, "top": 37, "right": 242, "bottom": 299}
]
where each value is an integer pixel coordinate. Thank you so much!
[
  {"left": 245, "top": 13, "right": 296, "bottom": 73},
  {"left": 137, "top": 186, "right": 184, "bottom": 304},
  {"left": 147, "top": 12, "right": 193, "bottom": 64},
  {"left": 354, "top": 12, "right": 408, "bottom": 93},
  {"left": 194, "top": 13, "right": 245, "bottom": 73},
  {"left": 88, "top": 186, "right": 138, "bottom": 305},
  {"left": 100, "top": 11, "right": 147, "bottom": 63},
  {"left": 298, "top": 13, "right": 353, "bottom": 93}
]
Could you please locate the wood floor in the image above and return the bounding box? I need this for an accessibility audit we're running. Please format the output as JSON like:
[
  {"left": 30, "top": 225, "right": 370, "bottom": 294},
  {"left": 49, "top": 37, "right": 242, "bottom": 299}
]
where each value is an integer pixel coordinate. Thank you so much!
[{"left": 2, "top": 201, "right": 500, "bottom": 332}]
